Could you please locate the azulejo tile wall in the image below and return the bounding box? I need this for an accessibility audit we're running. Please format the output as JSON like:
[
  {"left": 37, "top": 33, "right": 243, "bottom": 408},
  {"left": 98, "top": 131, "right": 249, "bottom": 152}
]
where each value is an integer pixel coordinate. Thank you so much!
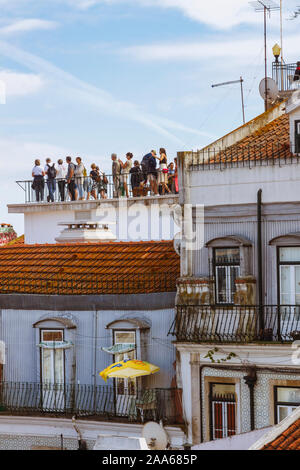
[
  {"left": 0, "top": 434, "right": 95, "bottom": 450},
  {"left": 202, "top": 367, "right": 300, "bottom": 438}
]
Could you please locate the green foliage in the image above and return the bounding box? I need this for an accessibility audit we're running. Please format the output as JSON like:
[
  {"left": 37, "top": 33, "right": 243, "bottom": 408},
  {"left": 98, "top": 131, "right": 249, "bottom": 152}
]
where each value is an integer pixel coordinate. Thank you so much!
[{"left": 204, "top": 347, "right": 237, "bottom": 364}]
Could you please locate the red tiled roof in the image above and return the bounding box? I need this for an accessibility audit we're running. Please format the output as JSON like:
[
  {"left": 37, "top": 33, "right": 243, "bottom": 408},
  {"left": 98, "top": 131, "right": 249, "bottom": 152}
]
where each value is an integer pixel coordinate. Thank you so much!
[
  {"left": 262, "top": 417, "right": 300, "bottom": 450},
  {"left": 207, "top": 113, "right": 291, "bottom": 164},
  {"left": 0, "top": 240, "right": 179, "bottom": 295}
]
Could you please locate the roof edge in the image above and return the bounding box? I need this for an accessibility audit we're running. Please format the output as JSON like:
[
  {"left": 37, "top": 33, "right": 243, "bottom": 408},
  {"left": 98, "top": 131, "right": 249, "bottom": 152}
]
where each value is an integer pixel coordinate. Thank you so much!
[{"left": 249, "top": 406, "right": 300, "bottom": 450}]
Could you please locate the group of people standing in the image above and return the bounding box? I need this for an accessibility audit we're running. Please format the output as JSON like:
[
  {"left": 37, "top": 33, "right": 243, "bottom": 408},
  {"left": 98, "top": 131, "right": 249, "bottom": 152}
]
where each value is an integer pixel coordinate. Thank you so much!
[
  {"left": 111, "top": 148, "right": 178, "bottom": 198},
  {"left": 31, "top": 156, "right": 108, "bottom": 202},
  {"left": 31, "top": 148, "right": 178, "bottom": 203}
]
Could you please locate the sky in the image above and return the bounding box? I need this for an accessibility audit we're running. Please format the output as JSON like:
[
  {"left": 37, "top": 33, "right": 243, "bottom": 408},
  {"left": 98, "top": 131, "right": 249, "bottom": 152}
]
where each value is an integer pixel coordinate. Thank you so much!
[{"left": 0, "top": 0, "right": 299, "bottom": 235}]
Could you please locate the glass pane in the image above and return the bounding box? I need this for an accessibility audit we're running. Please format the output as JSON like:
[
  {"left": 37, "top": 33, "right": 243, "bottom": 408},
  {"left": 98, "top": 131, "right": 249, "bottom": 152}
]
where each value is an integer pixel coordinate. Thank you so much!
[
  {"left": 54, "top": 349, "right": 64, "bottom": 384},
  {"left": 42, "top": 331, "right": 63, "bottom": 342},
  {"left": 114, "top": 331, "right": 136, "bottom": 344},
  {"left": 277, "top": 387, "right": 300, "bottom": 403},
  {"left": 280, "top": 266, "right": 293, "bottom": 305},
  {"left": 280, "top": 247, "right": 300, "bottom": 262},
  {"left": 216, "top": 266, "right": 226, "bottom": 303},
  {"left": 278, "top": 406, "right": 289, "bottom": 422},
  {"left": 42, "top": 349, "right": 53, "bottom": 383},
  {"left": 215, "top": 248, "right": 240, "bottom": 265},
  {"left": 296, "top": 267, "right": 300, "bottom": 305},
  {"left": 212, "top": 384, "right": 235, "bottom": 395}
]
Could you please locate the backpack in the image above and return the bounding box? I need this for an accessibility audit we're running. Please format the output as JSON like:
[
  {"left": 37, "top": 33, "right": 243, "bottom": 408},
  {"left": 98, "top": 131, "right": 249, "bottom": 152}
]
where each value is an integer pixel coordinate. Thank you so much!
[
  {"left": 48, "top": 163, "right": 57, "bottom": 179},
  {"left": 141, "top": 154, "right": 150, "bottom": 174}
]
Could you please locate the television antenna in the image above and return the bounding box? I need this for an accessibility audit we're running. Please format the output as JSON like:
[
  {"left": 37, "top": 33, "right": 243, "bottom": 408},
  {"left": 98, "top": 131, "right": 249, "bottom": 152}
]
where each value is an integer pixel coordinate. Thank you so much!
[
  {"left": 212, "top": 77, "right": 246, "bottom": 125},
  {"left": 249, "top": 1, "right": 280, "bottom": 111}
]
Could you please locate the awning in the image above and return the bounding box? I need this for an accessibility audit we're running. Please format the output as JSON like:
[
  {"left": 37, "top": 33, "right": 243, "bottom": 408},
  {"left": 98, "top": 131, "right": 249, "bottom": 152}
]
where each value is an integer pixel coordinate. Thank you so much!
[
  {"left": 37, "top": 341, "right": 73, "bottom": 349},
  {"left": 101, "top": 343, "right": 136, "bottom": 355}
]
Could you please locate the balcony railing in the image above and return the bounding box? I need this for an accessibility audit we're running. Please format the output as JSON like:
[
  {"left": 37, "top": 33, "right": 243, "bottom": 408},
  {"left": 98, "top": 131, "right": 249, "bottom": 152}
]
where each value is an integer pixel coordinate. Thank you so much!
[
  {"left": 16, "top": 173, "right": 177, "bottom": 204},
  {"left": 0, "top": 382, "right": 182, "bottom": 425},
  {"left": 272, "top": 62, "right": 299, "bottom": 92},
  {"left": 169, "top": 305, "right": 300, "bottom": 343},
  {"left": 189, "top": 142, "right": 299, "bottom": 171}
]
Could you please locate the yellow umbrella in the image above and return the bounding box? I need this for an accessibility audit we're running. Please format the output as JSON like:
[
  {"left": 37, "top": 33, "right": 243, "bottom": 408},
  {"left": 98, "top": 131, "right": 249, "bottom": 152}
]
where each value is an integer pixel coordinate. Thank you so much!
[{"left": 99, "top": 359, "right": 160, "bottom": 382}]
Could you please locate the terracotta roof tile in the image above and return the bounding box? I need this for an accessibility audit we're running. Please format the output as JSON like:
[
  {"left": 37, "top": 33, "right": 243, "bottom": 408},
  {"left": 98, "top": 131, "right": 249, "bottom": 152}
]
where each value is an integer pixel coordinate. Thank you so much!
[
  {"left": 207, "top": 114, "right": 292, "bottom": 164},
  {"left": 0, "top": 240, "right": 179, "bottom": 295},
  {"left": 262, "top": 418, "right": 300, "bottom": 450}
]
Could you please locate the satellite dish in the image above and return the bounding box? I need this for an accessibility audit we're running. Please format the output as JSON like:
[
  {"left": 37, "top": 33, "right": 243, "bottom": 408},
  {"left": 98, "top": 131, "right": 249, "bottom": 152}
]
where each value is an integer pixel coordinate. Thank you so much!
[
  {"left": 259, "top": 77, "right": 279, "bottom": 102},
  {"left": 142, "top": 422, "right": 169, "bottom": 450}
]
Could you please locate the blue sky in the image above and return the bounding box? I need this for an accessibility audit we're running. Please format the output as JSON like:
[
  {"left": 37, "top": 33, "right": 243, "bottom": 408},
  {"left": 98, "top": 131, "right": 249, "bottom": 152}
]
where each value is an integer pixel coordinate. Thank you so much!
[{"left": 0, "top": 0, "right": 299, "bottom": 234}]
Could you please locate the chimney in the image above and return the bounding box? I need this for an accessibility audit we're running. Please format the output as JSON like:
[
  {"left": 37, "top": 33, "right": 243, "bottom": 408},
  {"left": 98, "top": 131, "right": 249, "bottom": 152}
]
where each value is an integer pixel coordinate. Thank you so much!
[{"left": 55, "top": 221, "right": 116, "bottom": 244}]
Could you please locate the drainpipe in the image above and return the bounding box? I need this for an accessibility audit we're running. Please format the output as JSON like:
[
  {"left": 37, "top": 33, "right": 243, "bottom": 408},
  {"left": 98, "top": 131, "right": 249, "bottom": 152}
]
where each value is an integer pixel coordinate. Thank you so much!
[
  {"left": 257, "top": 189, "right": 264, "bottom": 334},
  {"left": 243, "top": 367, "right": 257, "bottom": 431},
  {"left": 93, "top": 311, "right": 98, "bottom": 414}
]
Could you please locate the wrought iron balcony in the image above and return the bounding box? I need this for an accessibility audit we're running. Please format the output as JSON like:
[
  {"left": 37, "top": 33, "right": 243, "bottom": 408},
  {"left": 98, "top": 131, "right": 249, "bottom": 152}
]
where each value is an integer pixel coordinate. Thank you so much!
[
  {"left": 169, "top": 305, "right": 300, "bottom": 343},
  {"left": 0, "top": 382, "right": 183, "bottom": 425},
  {"left": 272, "top": 62, "right": 299, "bottom": 92}
]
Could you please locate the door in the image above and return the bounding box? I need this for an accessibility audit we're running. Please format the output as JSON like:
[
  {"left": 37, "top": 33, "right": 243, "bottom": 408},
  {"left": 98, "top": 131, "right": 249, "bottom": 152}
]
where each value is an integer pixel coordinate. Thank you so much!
[
  {"left": 113, "top": 331, "right": 137, "bottom": 418},
  {"left": 40, "top": 330, "right": 65, "bottom": 411}
]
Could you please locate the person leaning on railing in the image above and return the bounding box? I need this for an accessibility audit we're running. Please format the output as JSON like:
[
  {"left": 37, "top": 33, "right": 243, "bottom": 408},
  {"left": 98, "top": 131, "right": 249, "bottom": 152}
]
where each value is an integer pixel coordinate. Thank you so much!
[{"left": 32, "top": 159, "right": 45, "bottom": 202}]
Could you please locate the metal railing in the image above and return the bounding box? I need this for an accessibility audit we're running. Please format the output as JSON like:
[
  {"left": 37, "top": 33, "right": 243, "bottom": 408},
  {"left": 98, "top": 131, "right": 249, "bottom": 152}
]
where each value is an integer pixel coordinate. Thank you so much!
[
  {"left": 16, "top": 173, "right": 178, "bottom": 204},
  {"left": 0, "top": 382, "right": 182, "bottom": 424},
  {"left": 0, "top": 272, "right": 178, "bottom": 295},
  {"left": 272, "top": 62, "right": 299, "bottom": 91},
  {"left": 189, "top": 142, "right": 298, "bottom": 171},
  {"left": 169, "top": 305, "right": 300, "bottom": 343}
]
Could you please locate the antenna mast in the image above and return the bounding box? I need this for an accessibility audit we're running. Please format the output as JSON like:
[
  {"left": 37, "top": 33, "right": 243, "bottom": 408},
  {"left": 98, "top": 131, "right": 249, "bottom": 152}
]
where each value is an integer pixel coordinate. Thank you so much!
[
  {"left": 250, "top": 1, "right": 280, "bottom": 111},
  {"left": 212, "top": 77, "right": 246, "bottom": 125}
]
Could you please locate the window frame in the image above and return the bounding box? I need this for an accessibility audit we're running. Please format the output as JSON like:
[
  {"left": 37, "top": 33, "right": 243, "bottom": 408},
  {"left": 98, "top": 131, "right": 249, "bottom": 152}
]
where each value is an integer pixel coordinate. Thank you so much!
[
  {"left": 209, "top": 382, "right": 237, "bottom": 441},
  {"left": 277, "top": 246, "right": 300, "bottom": 306},
  {"left": 274, "top": 385, "right": 300, "bottom": 424},
  {"left": 113, "top": 329, "right": 137, "bottom": 396},
  {"left": 213, "top": 247, "right": 241, "bottom": 305},
  {"left": 295, "top": 119, "right": 300, "bottom": 154},
  {"left": 39, "top": 328, "right": 65, "bottom": 384}
]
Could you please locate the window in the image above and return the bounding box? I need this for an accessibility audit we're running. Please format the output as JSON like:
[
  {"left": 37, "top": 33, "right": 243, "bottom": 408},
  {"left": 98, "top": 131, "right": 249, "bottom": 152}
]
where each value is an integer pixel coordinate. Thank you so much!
[
  {"left": 114, "top": 331, "right": 136, "bottom": 396},
  {"left": 274, "top": 386, "right": 300, "bottom": 423},
  {"left": 209, "top": 383, "right": 236, "bottom": 440},
  {"left": 278, "top": 247, "right": 300, "bottom": 306},
  {"left": 40, "top": 329, "right": 64, "bottom": 384},
  {"left": 214, "top": 248, "right": 240, "bottom": 304},
  {"left": 295, "top": 120, "right": 300, "bottom": 153}
]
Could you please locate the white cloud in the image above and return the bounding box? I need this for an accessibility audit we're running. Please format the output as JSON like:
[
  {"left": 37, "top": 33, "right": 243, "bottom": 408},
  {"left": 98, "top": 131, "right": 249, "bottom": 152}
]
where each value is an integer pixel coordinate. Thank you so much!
[
  {"left": 0, "top": 70, "right": 44, "bottom": 97},
  {"left": 122, "top": 33, "right": 300, "bottom": 63},
  {"left": 0, "top": 40, "right": 211, "bottom": 145},
  {"left": 0, "top": 19, "right": 58, "bottom": 35}
]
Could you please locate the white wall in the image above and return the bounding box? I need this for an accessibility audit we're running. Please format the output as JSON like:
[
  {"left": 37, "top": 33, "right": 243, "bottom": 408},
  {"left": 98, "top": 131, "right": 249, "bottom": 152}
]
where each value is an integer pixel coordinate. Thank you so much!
[
  {"left": 189, "top": 164, "right": 300, "bottom": 207},
  {"left": 19, "top": 199, "right": 180, "bottom": 244},
  {"left": 192, "top": 427, "right": 272, "bottom": 451}
]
